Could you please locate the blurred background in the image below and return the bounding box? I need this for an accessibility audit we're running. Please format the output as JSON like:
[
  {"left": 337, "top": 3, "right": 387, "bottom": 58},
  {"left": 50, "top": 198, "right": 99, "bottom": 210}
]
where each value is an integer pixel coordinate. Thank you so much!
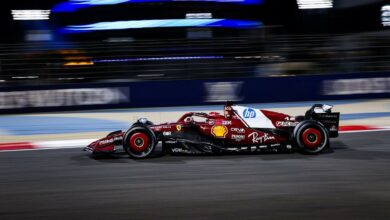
[
  {"left": 0, "top": 0, "right": 389, "bottom": 113},
  {"left": 0, "top": 0, "right": 388, "bottom": 84},
  {"left": 1, "top": 3, "right": 390, "bottom": 219}
]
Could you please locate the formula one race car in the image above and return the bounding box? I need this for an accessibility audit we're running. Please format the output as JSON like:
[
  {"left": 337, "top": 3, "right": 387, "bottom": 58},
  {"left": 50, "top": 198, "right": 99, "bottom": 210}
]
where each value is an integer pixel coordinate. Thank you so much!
[{"left": 84, "top": 102, "right": 340, "bottom": 158}]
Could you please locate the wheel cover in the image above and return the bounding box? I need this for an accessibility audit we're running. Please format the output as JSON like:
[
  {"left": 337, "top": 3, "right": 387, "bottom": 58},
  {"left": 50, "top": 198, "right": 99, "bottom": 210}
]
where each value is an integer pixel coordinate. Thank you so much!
[
  {"left": 302, "top": 128, "right": 322, "bottom": 149},
  {"left": 129, "top": 132, "right": 150, "bottom": 152}
]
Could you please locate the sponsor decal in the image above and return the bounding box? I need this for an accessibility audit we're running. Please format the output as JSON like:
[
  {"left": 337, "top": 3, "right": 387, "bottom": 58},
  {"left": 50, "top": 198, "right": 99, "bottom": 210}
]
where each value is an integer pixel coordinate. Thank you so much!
[
  {"left": 248, "top": 132, "right": 275, "bottom": 144},
  {"left": 316, "top": 114, "right": 338, "bottom": 119},
  {"left": 162, "top": 125, "right": 172, "bottom": 129},
  {"left": 153, "top": 126, "right": 162, "bottom": 130},
  {"left": 231, "top": 134, "right": 245, "bottom": 141},
  {"left": 176, "top": 125, "right": 182, "bottom": 131},
  {"left": 284, "top": 116, "right": 295, "bottom": 121},
  {"left": 276, "top": 121, "right": 299, "bottom": 127},
  {"left": 0, "top": 87, "right": 129, "bottom": 110},
  {"left": 204, "top": 81, "right": 243, "bottom": 102},
  {"left": 320, "top": 120, "right": 338, "bottom": 124},
  {"left": 323, "top": 77, "right": 390, "bottom": 95},
  {"left": 99, "top": 137, "right": 121, "bottom": 145},
  {"left": 243, "top": 108, "right": 256, "bottom": 118},
  {"left": 211, "top": 125, "right": 228, "bottom": 138},
  {"left": 208, "top": 120, "right": 215, "bottom": 125},
  {"left": 330, "top": 125, "right": 338, "bottom": 131},
  {"left": 99, "top": 138, "right": 113, "bottom": 145},
  {"left": 163, "top": 131, "right": 172, "bottom": 136},
  {"left": 222, "top": 120, "right": 232, "bottom": 125},
  {"left": 171, "top": 148, "right": 192, "bottom": 153},
  {"left": 231, "top": 128, "right": 245, "bottom": 133}
]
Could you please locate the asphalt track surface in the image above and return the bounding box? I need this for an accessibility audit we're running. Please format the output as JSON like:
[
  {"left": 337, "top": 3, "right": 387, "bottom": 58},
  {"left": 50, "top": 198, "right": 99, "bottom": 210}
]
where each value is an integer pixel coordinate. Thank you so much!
[{"left": 1, "top": 131, "right": 390, "bottom": 220}]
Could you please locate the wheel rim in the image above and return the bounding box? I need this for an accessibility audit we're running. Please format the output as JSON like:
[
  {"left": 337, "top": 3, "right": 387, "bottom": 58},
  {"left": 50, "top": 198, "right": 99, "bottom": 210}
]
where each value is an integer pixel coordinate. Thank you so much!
[
  {"left": 129, "top": 132, "right": 150, "bottom": 152},
  {"left": 302, "top": 128, "right": 322, "bottom": 149}
]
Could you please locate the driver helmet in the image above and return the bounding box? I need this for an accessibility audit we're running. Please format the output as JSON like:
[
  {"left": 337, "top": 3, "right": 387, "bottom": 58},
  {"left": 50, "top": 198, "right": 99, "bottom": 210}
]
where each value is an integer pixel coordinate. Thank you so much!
[{"left": 184, "top": 116, "right": 194, "bottom": 124}]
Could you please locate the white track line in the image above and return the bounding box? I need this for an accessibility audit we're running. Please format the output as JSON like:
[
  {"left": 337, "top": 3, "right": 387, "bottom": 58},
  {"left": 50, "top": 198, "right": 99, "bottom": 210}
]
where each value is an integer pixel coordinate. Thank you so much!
[
  {"left": 36, "top": 139, "right": 96, "bottom": 149},
  {"left": 339, "top": 127, "right": 390, "bottom": 133}
]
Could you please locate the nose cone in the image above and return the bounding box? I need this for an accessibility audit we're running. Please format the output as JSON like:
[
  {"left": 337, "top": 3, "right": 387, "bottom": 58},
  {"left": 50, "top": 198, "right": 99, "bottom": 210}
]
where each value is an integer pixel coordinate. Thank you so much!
[{"left": 83, "top": 140, "right": 98, "bottom": 152}]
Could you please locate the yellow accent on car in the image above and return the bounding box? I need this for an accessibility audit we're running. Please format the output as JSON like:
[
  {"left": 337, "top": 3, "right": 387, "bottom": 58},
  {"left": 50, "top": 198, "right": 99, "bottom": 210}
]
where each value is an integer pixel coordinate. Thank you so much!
[{"left": 211, "top": 125, "right": 227, "bottom": 138}]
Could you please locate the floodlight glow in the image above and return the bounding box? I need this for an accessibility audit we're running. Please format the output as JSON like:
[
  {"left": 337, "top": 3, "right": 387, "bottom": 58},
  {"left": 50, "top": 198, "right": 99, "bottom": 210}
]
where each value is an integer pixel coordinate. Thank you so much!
[
  {"left": 93, "top": 56, "right": 224, "bottom": 63},
  {"left": 61, "top": 19, "right": 261, "bottom": 33},
  {"left": 53, "top": 0, "right": 262, "bottom": 12},
  {"left": 297, "top": 0, "right": 333, "bottom": 9},
  {"left": 186, "top": 13, "right": 212, "bottom": 19},
  {"left": 11, "top": 10, "right": 51, "bottom": 20},
  {"left": 64, "top": 61, "right": 94, "bottom": 66},
  {"left": 382, "top": 5, "right": 390, "bottom": 27},
  {"left": 11, "top": 76, "right": 39, "bottom": 79}
]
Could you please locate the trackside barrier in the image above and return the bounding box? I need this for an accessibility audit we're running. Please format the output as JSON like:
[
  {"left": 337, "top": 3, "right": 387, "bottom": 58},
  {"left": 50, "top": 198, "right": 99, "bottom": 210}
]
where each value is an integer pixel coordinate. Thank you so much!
[{"left": 0, "top": 72, "right": 389, "bottom": 114}]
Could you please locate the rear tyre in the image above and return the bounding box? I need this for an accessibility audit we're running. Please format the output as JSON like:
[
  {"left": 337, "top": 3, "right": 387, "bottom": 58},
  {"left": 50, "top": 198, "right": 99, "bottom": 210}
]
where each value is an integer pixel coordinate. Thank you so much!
[
  {"left": 123, "top": 126, "right": 157, "bottom": 159},
  {"left": 293, "top": 120, "right": 329, "bottom": 154}
]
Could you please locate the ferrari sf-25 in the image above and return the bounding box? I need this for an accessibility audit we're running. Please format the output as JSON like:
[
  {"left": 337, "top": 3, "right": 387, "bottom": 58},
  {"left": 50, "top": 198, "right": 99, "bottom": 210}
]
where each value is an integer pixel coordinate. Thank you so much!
[{"left": 84, "top": 102, "right": 340, "bottom": 158}]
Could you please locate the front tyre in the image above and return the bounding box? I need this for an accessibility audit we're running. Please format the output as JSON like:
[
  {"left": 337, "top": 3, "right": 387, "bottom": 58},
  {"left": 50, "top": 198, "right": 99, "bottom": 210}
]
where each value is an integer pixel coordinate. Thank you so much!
[
  {"left": 123, "top": 126, "right": 157, "bottom": 159},
  {"left": 293, "top": 121, "right": 329, "bottom": 154}
]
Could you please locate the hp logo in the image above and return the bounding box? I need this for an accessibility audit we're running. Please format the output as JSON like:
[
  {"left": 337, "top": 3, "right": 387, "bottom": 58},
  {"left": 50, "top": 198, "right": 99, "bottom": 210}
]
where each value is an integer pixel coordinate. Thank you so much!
[{"left": 243, "top": 108, "right": 256, "bottom": 118}]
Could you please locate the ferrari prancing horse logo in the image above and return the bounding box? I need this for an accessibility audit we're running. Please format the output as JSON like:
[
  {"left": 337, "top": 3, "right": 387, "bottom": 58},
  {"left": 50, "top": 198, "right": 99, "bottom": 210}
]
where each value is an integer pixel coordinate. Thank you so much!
[
  {"left": 211, "top": 125, "right": 228, "bottom": 138},
  {"left": 176, "top": 125, "right": 182, "bottom": 131}
]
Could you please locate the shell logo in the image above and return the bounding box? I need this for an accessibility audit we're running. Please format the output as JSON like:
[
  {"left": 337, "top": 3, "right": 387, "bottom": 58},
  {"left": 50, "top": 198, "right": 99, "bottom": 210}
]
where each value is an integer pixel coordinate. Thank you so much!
[{"left": 211, "top": 125, "right": 228, "bottom": 138}]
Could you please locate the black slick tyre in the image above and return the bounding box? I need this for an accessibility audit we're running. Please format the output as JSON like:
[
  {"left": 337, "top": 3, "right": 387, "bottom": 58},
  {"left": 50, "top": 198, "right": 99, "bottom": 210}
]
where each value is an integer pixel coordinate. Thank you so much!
[
  {"left": 123, "top": 126, "right": 157, "bottom": 159},
  {"left": 293, "top": 120, "right": 329, "bottom": 154}
]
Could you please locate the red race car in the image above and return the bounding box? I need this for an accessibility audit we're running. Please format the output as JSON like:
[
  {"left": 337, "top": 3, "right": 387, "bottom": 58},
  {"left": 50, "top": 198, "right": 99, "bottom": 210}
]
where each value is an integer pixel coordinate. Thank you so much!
[{"left": 84, "top": 102, "right": 340, "bottom": 158}]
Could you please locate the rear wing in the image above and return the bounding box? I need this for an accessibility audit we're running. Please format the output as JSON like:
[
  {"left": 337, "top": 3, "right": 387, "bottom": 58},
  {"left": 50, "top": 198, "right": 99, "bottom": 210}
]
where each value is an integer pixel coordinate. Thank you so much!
[{"left": 305, "top": 104, "right": 340, "bottom": 138}]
